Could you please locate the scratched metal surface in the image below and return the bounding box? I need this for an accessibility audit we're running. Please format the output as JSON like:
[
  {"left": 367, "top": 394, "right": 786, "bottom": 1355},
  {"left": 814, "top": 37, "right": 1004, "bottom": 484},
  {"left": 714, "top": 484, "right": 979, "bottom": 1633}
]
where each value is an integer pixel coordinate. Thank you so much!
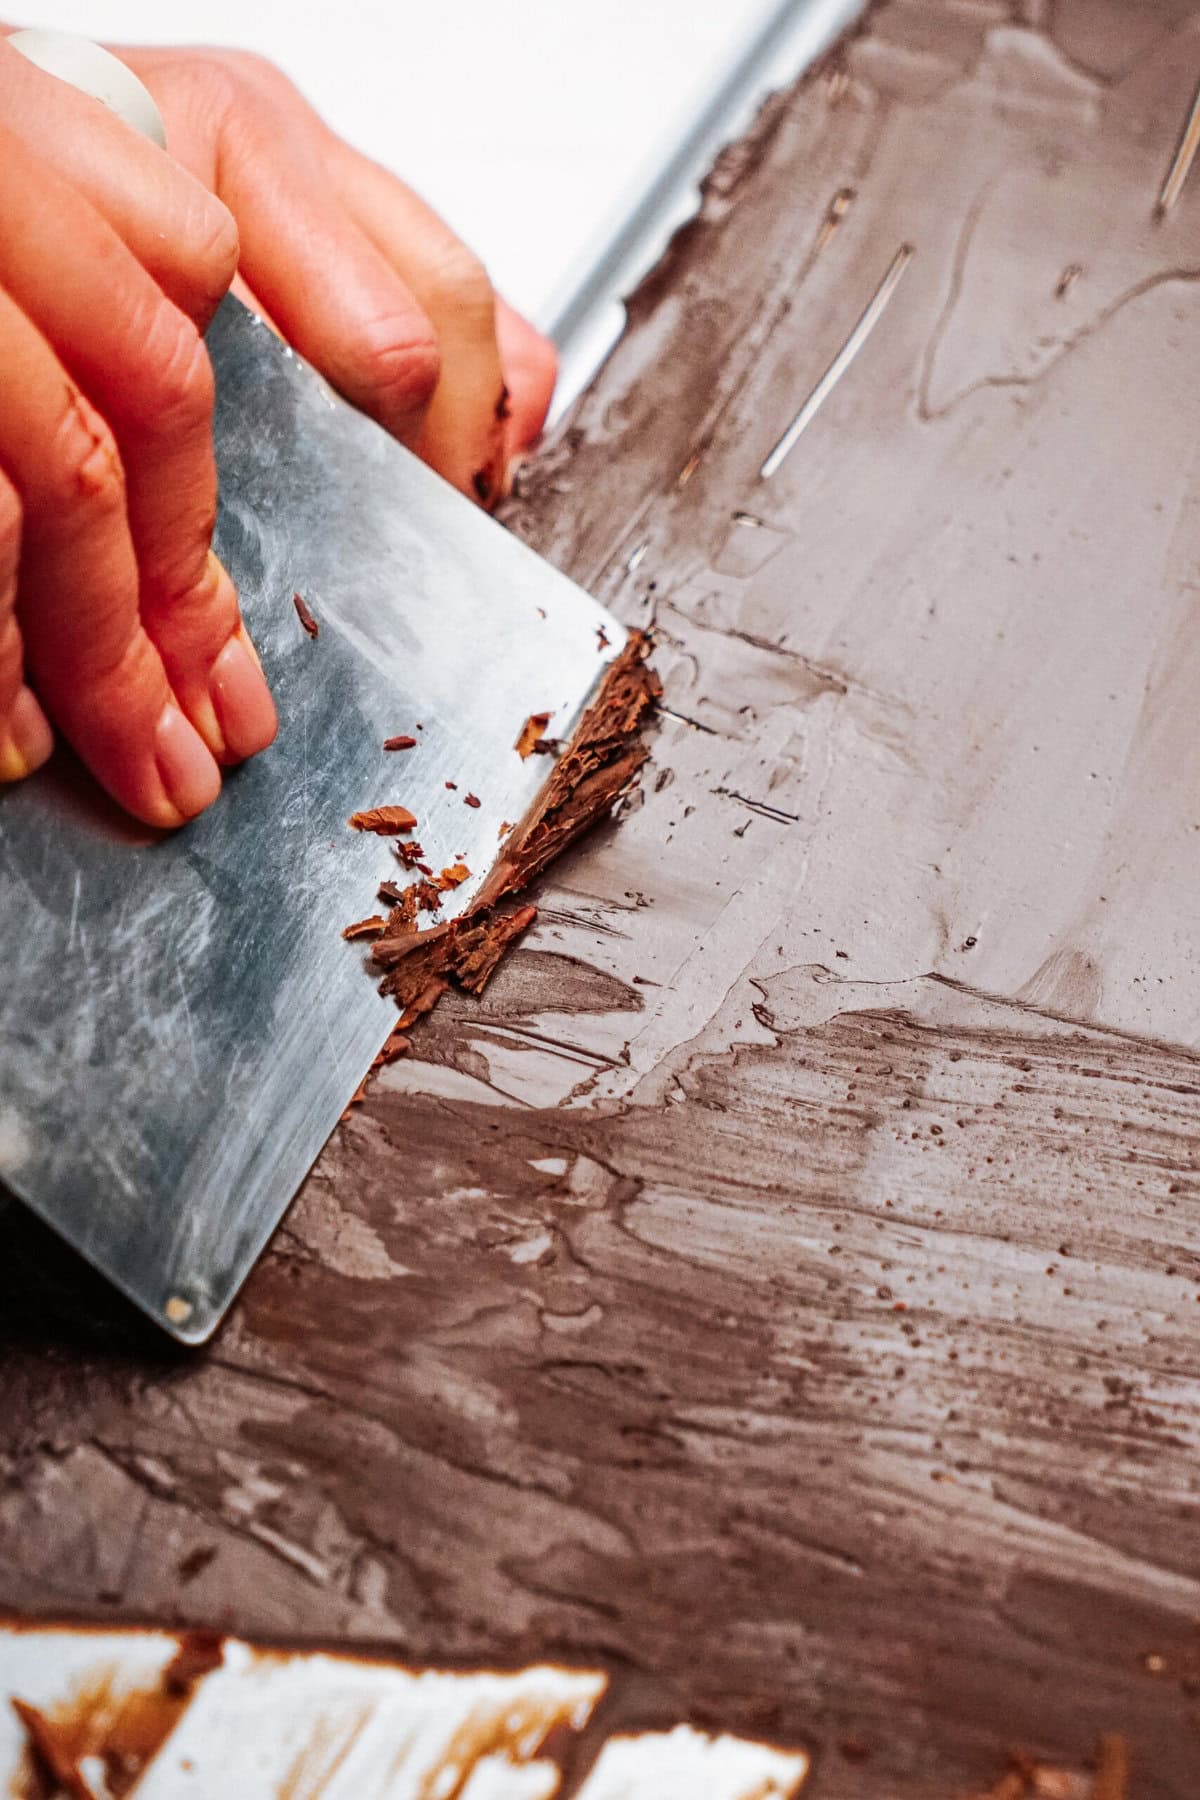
[{"left": 0, "top": 296, "right": 622, "bottom": 1344}]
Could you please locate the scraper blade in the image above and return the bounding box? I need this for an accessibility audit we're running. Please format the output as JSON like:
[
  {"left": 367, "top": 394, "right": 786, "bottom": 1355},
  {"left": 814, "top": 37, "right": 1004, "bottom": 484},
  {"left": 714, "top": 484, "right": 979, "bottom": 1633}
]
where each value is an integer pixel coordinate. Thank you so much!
[{"left": 0, "top": 295, "right": 623, "bottom": 1342}]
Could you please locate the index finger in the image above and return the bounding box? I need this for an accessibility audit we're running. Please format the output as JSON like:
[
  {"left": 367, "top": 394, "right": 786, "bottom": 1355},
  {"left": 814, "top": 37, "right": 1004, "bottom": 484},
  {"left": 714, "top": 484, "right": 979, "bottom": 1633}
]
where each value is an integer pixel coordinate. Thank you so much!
[{"left": 0, "top": 36, "right": 239, "bottom": 326}]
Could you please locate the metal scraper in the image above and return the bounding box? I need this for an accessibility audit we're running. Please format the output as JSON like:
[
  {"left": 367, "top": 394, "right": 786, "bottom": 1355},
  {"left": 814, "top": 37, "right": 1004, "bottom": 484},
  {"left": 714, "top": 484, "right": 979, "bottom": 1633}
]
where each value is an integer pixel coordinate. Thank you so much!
[{"left": 0, "top": 36, "right": 625, "bottom": 1343}]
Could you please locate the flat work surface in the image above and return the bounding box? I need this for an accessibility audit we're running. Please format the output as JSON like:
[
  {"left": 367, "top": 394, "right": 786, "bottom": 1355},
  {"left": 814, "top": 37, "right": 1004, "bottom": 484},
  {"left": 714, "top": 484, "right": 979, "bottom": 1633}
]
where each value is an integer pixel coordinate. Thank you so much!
[{"left": 2, "top": 1, "right": 1200, "bottom": 1794}]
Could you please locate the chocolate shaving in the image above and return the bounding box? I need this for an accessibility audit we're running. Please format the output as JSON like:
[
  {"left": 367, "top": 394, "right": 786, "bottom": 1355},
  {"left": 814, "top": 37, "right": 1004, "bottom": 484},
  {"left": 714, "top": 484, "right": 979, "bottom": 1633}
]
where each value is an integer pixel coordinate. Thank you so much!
[
  {"left": 396, "top": 840, "right": 426, "bottom": 868},
  {"left": 445, "top": 781, "right": 458, "bottom": 790},
  {"left": 487, "top": 629, "right": 660, "bottom": 893},
  {"left": 292, "top": 592, "right": 319, "bottom": 639},
  {"left": 12, "top": 1699, "right": 97, "bottom": 1800},
  {"left": 531, "top": 737, "right": 562, "bottom": 756},
  {"left": 378, "top": 880, "right": 404, "bottom": 904},
  {"left": 348, "top": 632, "right": 658, "bottom": 1106},
  {"left": 383, "top": 735, "right": 418, "bottom": 751},
  {"left": 348, "top": 806, "right": 417, "bottom": 835},
  {"left": 342, "top": 915, "right": 386, "bottom": 940},
  {"left": 373, "top": 904, "right": 538, "bottom": 1007},
  {"left": 464, "top": 793, "right": 482, "bottom": 808},
  {"left": 515, "top": 711, "right": 553, "bottom": 758}
]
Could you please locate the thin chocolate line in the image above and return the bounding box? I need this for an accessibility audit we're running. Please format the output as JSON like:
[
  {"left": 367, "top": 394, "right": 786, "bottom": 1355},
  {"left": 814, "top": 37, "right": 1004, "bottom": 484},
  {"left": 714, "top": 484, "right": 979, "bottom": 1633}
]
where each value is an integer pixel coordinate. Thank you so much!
[{"left": 760, "top": 243, "right": 914, "bottom": 479}]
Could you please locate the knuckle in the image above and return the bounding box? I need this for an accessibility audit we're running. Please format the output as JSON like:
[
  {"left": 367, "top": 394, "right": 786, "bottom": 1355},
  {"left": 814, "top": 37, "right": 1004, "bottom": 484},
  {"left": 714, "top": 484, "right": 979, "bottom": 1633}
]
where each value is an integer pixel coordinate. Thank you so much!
[
  {"left": 180, "top": 193, "right": 240, "bottom": 318},
  {"left": 423, "top": 243, "right": 495, "bottom": 320},
  {"left": 50, "top": 389, "right": 125, "bottom": 519},
  {"left": 136, "top": 304, "right": 215, "bottom": 437},
  {"left": 220, "top": 48, "right": 297, "bottom": 98},
  {"left": 357, "top": 319, "right": 442, "bottom": 418}
]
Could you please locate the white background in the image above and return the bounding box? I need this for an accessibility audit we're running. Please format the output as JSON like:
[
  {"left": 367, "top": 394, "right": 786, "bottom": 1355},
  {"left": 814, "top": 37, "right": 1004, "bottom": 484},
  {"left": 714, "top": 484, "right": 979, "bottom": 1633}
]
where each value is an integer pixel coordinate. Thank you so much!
[{"left": 9, "top": 1, "right": 859, "bottom": 399}]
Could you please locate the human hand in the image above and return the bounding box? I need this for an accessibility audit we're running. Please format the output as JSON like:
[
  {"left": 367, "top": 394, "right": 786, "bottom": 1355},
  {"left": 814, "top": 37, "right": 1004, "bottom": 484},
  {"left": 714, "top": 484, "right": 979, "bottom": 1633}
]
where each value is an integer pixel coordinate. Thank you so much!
[
  {"left": 0, "top": 33, "right": 275, "bottom": 827},
  {"left": 0, "top": 36, "right": 556, "bottom": 828},
  {"left": 119, "top": 44, "right": 557, "bottom": 505}
]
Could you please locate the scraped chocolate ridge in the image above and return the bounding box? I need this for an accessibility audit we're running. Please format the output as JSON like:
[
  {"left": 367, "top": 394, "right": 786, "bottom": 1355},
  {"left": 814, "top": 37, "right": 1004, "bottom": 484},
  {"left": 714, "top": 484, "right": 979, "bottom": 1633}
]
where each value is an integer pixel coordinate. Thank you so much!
[{"left": 346, "top": 631, "right": 658, "bottom": 1101}]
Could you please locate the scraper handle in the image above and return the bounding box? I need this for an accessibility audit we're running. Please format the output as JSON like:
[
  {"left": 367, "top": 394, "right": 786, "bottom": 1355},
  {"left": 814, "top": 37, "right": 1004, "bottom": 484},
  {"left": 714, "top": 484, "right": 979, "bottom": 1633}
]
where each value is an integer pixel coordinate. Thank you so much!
[{"left": 7, "top": 28, "right": 167, "bottom": 147}]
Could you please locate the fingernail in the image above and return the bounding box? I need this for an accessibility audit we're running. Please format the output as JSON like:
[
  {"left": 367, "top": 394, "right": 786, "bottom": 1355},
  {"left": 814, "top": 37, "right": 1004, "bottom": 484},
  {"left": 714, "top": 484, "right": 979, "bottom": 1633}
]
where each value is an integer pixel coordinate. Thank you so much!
[
  {"left": 155, "top": 702, "right": 221, "bottom": 820},
  {"left": 209, "top": 628, "right": 277, "bottom": 762},
  {"left": 0, "top": 687, "right": 54, "bottom": 782}
]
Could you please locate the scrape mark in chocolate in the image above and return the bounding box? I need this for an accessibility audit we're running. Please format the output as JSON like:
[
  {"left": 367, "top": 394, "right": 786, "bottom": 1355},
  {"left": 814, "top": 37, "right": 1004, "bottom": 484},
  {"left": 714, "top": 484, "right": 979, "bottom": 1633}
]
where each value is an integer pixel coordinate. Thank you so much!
[
  {"left": 292, "top": 592, "right": 319, "bottom": 639},
  {"left": 472, "top": 469, "right": 492, "bottom": 504},
  {"left": 1156, "top": 76, "right": 1200, "bottom": 217},
  {"left": 760, "top": 243, "right": 914, "bottom": 479},
  {"left": 495, "top": 384, "right": 512, "bottom": 422}
]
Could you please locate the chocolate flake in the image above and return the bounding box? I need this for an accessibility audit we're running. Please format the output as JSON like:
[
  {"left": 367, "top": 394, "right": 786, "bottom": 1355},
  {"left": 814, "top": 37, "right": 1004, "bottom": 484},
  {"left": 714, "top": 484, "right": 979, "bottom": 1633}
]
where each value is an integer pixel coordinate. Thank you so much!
[
  {"left": 378, "top": 880, "right": 404, "bottom": 904},
  {"left": 348, "top": 806, "right": 417, "bottom": 835},
  {"left": 292, "top": 592, "right": 319, "bottom": 639},
  {"left": 437, "top": 863, "right": 471, "bottom": 890},
  {"left": 464, "top": 793, "right": 482, "bottom": 808},
  {"left": 383, "top": 735, "right": 418, "bottom": 751},
  {"left": 515, "top": 711, "right": 553, "bottom": 758},
  {"left": 396, "top": 840, "right": 426, "bottom": 868},
  {"left": 343, "top": 915, "right": 387, "bottom": 940},
  {"left": 445, "top": 781, "right": 458, "bottom": 790}
]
